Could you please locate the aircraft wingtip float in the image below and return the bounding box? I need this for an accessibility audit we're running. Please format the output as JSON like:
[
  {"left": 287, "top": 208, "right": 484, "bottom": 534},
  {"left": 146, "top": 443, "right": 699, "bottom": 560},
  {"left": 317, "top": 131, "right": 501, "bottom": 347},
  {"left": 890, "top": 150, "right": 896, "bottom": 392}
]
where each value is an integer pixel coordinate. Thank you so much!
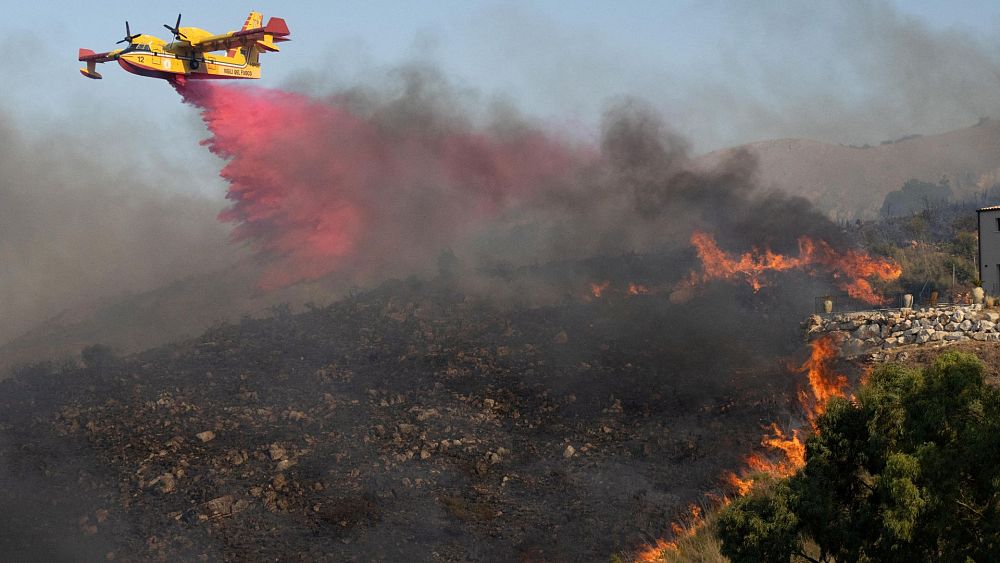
[{"left": 79, "top": 11, "right": 290, "bottom": 82}]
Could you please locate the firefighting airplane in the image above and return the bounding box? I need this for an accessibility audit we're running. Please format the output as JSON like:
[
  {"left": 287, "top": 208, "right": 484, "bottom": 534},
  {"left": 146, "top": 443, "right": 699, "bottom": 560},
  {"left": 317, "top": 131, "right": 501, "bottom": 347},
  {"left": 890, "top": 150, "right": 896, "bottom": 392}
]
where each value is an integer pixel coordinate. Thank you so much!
[{"left": 78, "top": 12, "right": 289, "bottom": 81}]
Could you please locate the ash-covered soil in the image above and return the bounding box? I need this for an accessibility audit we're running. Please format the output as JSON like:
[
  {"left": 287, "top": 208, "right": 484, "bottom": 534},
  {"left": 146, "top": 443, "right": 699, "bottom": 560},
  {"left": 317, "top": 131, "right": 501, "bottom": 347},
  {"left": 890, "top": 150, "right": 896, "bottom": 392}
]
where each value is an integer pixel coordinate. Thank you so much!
[{"left": 0, "top": 277, "right": 804, "bottom": 562}]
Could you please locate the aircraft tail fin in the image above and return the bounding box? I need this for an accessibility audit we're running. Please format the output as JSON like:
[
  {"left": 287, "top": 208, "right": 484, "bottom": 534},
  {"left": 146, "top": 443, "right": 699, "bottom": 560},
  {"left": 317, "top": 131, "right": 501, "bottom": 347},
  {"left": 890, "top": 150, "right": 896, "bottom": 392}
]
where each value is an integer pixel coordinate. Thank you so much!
[{"left": 229, "top": 11, "right": 263, "bottom": 58}]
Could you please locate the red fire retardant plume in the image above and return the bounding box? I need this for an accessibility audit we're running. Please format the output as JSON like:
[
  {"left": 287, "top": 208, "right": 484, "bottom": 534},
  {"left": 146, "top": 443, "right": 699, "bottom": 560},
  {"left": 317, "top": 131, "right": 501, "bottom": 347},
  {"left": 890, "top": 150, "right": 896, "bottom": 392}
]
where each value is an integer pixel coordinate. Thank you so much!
[{"left": 174, "top": 81, "right": 580, "bottom": 289}]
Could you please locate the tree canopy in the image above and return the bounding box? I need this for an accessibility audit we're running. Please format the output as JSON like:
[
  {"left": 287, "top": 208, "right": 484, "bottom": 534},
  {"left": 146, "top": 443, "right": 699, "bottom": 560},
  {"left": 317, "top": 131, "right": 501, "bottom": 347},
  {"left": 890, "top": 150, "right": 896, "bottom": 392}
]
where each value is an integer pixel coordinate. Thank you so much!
[
  {"left": 880, "top": 178, "right": 953, "bottom": 219},
  {"left": 718, "top": 351, "right": 1000, "bottom": 562}
]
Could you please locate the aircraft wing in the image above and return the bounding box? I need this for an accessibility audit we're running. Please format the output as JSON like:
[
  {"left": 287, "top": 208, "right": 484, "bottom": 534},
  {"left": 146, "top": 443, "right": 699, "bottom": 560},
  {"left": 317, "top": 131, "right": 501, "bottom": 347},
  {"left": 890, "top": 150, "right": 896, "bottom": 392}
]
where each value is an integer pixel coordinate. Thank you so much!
[
  {"left": 79, "top": 48, "right": 119, "bottom": 63},
  {"left": 186, "top": 17, "right": 290, "bottom": 54},
  {"left": 79, "top": 48, "right": 120, "bottom": 79}
]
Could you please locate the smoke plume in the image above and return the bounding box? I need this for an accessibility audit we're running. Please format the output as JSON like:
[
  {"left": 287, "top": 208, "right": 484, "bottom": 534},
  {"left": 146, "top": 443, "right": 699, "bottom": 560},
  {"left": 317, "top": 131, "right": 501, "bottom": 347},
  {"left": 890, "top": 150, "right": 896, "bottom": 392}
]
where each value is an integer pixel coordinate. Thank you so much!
[
  {"left": 175, "top": 70, "right": 584, "bottom": 289},
  {"left": 176, "top": 69, "right": 861, "bottom": 298}
]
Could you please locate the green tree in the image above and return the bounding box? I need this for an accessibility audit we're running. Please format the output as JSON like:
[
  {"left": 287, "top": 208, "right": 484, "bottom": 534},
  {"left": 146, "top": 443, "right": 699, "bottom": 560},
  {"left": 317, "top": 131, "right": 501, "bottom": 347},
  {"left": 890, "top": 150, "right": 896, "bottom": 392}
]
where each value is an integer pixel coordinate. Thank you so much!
[
  {"left": 880, "top": 179, "right": 953, "bottom": 218},
  {"left": 718, "top": 352, "right": 1000, "bottom": 562},
  {"left": 716, "top": 480, "right": 803, "bottom": 563}
]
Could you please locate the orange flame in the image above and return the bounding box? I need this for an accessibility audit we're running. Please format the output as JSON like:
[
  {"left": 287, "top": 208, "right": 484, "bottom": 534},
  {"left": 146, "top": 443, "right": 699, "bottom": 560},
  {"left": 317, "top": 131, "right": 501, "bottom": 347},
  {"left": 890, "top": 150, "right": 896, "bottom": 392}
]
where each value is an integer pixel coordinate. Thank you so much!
[
  {"left": 635, "top": 505, "right": 705, "bottom": 561},
  {"left": 682, "top": 231, "right": 901, "bottom": 305},
  {"left": 797, "top": 335, "right": 849, "bottom": 422},
  {"left": 635, "top": 538, "right": 678, "bottom": 562},
  {"left": 635, "top": 336, "right": 846, "bottom": 561},
  {"left": 628, "top": 283, "right": 651, "bottom": 295},
  {"left": 590, "top": 280, "right": 610, "bottom": 298},
  {"left": 726, "top": 471, "right": 754, "bottom": 497}
]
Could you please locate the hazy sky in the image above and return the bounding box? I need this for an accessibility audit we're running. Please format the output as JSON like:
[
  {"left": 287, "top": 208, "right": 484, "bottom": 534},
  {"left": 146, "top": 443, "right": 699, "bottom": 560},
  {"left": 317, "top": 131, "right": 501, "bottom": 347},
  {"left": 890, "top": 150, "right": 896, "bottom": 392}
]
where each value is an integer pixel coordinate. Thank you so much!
[{"left": 3, "top": 1, "right": 1000, "bottom": 196}]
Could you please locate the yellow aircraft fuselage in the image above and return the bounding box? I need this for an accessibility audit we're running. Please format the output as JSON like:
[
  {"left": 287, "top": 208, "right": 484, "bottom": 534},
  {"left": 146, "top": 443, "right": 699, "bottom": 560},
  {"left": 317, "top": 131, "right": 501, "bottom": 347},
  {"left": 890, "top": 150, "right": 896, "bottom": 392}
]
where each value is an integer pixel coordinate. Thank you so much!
[
  {"left": 116, "top": 37, "right": 262, "bottom": 81},
  {"left": 79, "top": 13, "right": 289, "bottom": 81}
]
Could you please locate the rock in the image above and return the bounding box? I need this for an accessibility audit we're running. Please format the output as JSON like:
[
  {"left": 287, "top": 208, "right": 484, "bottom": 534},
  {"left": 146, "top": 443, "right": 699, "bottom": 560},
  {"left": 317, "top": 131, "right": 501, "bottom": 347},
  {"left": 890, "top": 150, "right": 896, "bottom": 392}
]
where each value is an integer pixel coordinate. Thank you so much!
[
  {"left": 420, "top": 449, "right": 432, "bottom": 460},
  {"left": 268, "top": 443, "right": 288, "bottom": 461},
  {"left": 952, "top": 311, "right": 965, "bottom": 323},
  {"left": 205, "top": 495, "right": 235, "bottom": 517},
  {"left": 944, "top": 332, "right": 963, "bottom": 341},
  {"left": 979, "top": 320, "right": 995, "bottom": 331},
  {"left": 944, "top": 322, "right": 959, "bottom": 332},
  {"left": 563, "top": 445, "right": 576, "bottom": 459},
  {"left": 273, "top": 473, "right": 289, "bottom": 491},
  {"left": 841, "top": 338, "right": 866, "bottom": 356},
  {"left": 973, "top": 332, "right": 989, "bottom": 341},
  {"left": 196, "top": 431, "right": 215, "bottom": 443},
  {"left": 985, "top": 312, "right": 1000, "bottom": 322},
  {"left": 150, "top": 472, "right": 177, "bottom": 494},
  {"left": 960, "top": 320, "right": 973, "bottom": 331},
  {"left": 804, "top": 315, "right": 823, "bottom": 330},
  {"left": 553, "top": 330, "right": 569, "bottom": 344}
]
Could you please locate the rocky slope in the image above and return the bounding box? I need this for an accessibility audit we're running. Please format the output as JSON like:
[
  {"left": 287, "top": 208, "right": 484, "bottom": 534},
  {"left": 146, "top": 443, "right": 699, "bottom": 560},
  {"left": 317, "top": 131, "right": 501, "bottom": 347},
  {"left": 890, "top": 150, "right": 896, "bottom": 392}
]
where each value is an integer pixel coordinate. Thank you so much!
[{"left": 0, "top": 277, "right": 805, "bottom": 562}]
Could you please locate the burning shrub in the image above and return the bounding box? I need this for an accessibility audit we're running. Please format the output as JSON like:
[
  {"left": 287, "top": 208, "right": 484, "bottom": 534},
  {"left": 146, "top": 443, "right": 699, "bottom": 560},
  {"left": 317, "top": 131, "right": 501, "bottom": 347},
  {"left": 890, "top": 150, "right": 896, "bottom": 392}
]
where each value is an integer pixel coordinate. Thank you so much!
[{"left": 716, "top": 351, "right": 1000, "bottom": 562}]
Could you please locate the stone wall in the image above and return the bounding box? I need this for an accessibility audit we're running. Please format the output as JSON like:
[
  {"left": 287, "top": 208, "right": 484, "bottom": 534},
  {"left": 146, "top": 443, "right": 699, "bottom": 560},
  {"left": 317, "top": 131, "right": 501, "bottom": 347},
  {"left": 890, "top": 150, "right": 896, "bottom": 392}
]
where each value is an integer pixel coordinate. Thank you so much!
[{"left": 804, "top": 305, "right": 1000, "bottom": 359}]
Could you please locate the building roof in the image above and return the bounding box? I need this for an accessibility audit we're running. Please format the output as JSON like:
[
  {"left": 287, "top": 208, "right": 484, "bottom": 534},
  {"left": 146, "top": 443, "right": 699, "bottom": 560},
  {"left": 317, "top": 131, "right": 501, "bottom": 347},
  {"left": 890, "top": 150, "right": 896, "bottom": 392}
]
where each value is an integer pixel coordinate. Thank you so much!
[{"left": 978, "top": 205, "right": 1000, "bottom": 212}]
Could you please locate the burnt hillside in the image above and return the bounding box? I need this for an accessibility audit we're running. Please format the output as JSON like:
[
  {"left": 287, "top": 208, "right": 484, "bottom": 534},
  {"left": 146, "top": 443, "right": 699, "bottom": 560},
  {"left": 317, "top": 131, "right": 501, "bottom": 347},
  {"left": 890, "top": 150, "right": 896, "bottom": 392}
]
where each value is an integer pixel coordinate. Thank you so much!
[{"left": 0, "top": 273, "right": 807, "bottom": 562}]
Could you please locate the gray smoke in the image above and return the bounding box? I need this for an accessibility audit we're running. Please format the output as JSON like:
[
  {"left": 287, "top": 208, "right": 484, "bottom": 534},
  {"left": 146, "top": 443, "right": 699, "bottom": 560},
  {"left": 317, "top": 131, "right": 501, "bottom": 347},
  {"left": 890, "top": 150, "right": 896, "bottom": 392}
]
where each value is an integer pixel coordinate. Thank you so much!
[
  {"left": 0, "top": 110, "right": 237, "bottom": 345},
  {"left": 453, "top": 1, "right": 1000, "bottom": 152}
]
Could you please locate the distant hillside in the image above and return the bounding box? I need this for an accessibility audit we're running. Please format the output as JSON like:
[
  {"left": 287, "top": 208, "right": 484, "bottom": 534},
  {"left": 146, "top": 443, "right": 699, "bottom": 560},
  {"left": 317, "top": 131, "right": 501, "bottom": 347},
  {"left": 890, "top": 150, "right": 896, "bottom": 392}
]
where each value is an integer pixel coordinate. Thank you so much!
[{"left": 701, "top": 118, "right": 1000, "bottom": 219}]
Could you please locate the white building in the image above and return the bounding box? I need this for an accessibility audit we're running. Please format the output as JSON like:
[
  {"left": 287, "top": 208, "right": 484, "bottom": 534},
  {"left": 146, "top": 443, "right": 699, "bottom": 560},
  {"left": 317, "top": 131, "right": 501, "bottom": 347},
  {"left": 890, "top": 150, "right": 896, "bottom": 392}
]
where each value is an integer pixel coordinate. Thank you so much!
[{"left": 978, "top": 205, "right": 1000, "bottom": 294}]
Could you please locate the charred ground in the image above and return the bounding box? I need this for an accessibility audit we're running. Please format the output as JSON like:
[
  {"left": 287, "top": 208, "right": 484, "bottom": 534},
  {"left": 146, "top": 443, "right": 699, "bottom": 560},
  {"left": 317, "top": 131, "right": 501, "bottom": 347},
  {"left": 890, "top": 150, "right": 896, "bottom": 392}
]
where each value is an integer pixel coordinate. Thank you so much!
[{"left": 0, "top": 260, "right": 814, "bottom": 562}]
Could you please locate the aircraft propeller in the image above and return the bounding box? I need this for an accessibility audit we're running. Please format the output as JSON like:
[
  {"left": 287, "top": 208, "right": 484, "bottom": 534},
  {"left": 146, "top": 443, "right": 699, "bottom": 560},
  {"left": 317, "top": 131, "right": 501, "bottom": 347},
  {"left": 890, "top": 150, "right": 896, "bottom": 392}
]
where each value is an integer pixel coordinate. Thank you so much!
[
  {"left": 115, "top": 21, "right": 141, "bottom": 45},
  {"left": 163, "top": 13, "right": 187, "bottom": 41}
]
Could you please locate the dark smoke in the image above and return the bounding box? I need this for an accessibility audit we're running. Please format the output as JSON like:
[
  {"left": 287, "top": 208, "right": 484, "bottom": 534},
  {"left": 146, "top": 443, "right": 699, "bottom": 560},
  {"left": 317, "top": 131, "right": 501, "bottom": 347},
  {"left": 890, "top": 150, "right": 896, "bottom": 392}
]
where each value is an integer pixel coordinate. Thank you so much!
[{"left": 176, "top": 69, "right": 851, "bottom": 298}]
